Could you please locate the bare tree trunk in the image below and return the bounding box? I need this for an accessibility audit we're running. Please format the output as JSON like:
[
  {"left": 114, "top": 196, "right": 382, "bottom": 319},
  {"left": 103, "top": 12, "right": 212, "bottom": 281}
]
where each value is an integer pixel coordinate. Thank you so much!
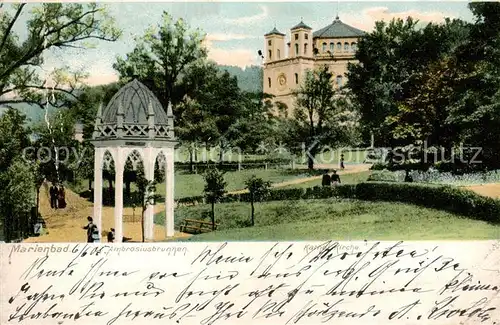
[
  {"left": 188, "top": 144, "right": 194, "bottom": 173},
  {"left": 211, "top": 202, "right": 215, "bottom": 231},
  {"left": 141, "top": 208, "right": 145, "bottom": 243},
  {"left": 251, "top": 199, "right": 255, "bottom": 226}
]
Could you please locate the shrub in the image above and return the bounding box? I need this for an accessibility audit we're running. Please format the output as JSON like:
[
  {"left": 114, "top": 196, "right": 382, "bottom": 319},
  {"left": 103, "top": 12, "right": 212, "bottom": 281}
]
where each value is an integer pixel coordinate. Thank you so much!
[{"left": 171, "top": 181, "right": 500, "bottom": 224}]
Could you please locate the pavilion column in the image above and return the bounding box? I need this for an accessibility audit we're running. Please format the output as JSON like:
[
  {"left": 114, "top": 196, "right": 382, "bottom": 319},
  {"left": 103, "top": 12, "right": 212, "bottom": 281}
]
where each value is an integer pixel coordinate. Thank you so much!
[
  {"left": 114, "top": 148, "right": 124, "bottom": 243},
  {"left": 165, "top": 148, "right": 175, "bottom": 238},
  {"left": 93, "top": 147, "right": 103, "bottom": 242},
  {"left": 144, "top": 147, "right": 155, "bottom": 241}
]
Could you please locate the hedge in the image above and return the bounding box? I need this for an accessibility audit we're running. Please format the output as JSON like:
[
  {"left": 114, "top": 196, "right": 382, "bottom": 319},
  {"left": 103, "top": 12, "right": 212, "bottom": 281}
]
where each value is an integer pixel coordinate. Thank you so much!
[{"left": 176, "top": 182, "right": 500, "bottom": 224}]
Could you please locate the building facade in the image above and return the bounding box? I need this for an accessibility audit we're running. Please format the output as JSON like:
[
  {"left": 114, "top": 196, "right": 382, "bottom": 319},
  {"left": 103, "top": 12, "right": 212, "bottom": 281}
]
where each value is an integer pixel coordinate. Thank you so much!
[{"left": 263, "top": 16, "right": 365, "bottom": 116}]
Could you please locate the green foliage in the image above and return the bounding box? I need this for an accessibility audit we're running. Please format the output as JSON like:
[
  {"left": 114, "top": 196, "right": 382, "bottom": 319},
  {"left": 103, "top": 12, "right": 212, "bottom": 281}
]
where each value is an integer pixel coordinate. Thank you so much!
[
  {"left": 245, "top": 176, "right": 272, "bottom": 201},
  {"left": 113, "top": 11, "right": 206, "bottom": 108},
  {"left": 0, "top": 107, "right": 30, "bottom": 171},
  {"left": 244, "top": 175, "right": 271, "bottom": 226},
  {"left": 178, "top": 181, "right": 500, "bottom": 224},
  {"left": 0, "top": 159, "right": 36, "bottom": 241},
  {"left": 0, "top": 3, "right": 120, "bottom": 108},
  {"left": 203, "top": 167, "right": 227, "bottom": 230},
  {"left": 203, "top": 168, "right": 227, "bottom": 204},
  {"left": 347, "top": 17, "right": 468, "bottom": 147},
  {"left": 289, "top": 65, "right": 357, "bottom": 169}
]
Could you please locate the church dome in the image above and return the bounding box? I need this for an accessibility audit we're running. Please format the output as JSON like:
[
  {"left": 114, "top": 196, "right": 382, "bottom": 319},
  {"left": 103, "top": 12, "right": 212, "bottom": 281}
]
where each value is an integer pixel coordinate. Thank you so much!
[{"left": 101, "top": 79, "right": 169, "bottom": 125}]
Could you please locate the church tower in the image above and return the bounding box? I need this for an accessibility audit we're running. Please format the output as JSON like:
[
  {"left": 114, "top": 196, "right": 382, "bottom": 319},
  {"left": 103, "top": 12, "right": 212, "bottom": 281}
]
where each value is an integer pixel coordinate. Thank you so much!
[
  {"left": 290, "top": 20, "right": 313, "bottom": 58},
  {"left": 264, "top": 27, "right": 285, "bottom": 62}
]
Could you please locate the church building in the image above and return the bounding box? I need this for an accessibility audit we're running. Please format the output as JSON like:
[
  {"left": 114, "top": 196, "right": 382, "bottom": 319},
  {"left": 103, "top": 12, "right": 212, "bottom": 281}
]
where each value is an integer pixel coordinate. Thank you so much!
[{"left": 263, "top": 16, "right": 365, "bottom": 115}]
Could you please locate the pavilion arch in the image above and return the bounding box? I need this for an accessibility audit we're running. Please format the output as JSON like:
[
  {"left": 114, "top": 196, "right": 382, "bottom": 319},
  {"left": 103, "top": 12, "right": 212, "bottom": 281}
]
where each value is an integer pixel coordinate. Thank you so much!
[{"left": 91, "top": 79, "right": 176, "bottom": 242}]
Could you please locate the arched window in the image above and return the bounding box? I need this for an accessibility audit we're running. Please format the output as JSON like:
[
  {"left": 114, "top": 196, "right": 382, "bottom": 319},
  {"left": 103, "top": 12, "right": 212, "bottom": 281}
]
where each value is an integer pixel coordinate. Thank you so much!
[
  {"left": 295, "top": 73, "right": 299, "bottom": 84},
  {"left": 295, "top": 43, "right": 299, "bottom": 55},
  {"left": 268, "top": 50, "right": 272, "bottom": 59},
  {"left": 277, "top": 49, "right": 281, "bottom": 59},
  {"left": 330, "top": 42, "right": 334, "bottom": 52},
  {"left": 351, "top": 42, "right": 357, "bottom": 51},
  {"left": 322, "top": 42, "right": 327, "bottom": 52},
  {"left": 336, "top": 75, "right": 343, "bottom": 87},
  {"left": 268, "top": 77, "right": 272, "bottom": 88},
  {"left": 337, "top": 42, "right": 342, "bottom": 51},
  {"left": 304, "top": 43, "right": 308, "bottom": 55},
  {"left": 344, "top": 42, "right": 349, "bottom": 51}
]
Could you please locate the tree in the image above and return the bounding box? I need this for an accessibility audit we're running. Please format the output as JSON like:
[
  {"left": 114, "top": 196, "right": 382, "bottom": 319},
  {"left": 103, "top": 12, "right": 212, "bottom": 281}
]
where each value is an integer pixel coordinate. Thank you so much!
[
  {"left": 132, "top": 164, "right": 157, "bottom": 243},
  {"left": 176, "top": 61, "right": 246, "bottom": 162},
  {"left": 203, "top": 168, "right": 226, "bottom": 230},
  {"left": 244, "top": 176, "right": 271, "bottom": 226},
  {"left": 31, "top": 108, "right": 79, "bottom": 184},
  {"left": 447, "top": 3, "right": 500, "bottom": 169},
  {"left": 347, "top": 17, "right": 466, "bottom": 147},
  {"left": 0, "top": 159, "right": 35, "bottom": 242},
  {"left": 292, "top": 65, "right": 352, "bottom": 170},
  {"left": 113, "top": 11, "right": 207, "bottom": 111},
  {"left": 226, "top": 92, "right": 278, "bottom": 153},
  {"left": 0, "top": 108, "right": 33, "bottom": 242},
  {"left": 0, "top": 3, "right": 121, "bottom": 108}
]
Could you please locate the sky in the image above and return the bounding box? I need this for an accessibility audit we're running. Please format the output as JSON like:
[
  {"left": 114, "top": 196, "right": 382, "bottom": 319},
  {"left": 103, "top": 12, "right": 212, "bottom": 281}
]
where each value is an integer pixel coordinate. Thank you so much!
[{"left": 11, "top": 1, "right": 476, "bottom": 86}]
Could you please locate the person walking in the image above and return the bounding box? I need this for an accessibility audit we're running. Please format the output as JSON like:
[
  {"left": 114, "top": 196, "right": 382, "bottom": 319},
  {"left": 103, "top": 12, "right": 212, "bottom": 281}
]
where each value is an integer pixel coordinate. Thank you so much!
[
  {"left": 331, "top": 170, "right": 341, "bottom": 185},
  {"left": 340, "top": 153, "right": 345, "bottom": 170},
  {"left": 82, "top": 216, "right": 94, "bottom": 243},
  {"left": 58, "top": 185, "right": 66, "bottom": 209},
  {"left": 321, "top": 170, "right": 331, "bottom": 187},
  {"left": 49, "top": 184, "right": 58, "bottom": 209}
]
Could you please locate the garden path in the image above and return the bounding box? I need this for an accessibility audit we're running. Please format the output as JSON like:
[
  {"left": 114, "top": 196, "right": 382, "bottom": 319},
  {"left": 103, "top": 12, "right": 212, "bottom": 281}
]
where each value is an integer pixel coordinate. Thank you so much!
[{"left": 22, "top": 165, "right": 371, "bottom": 243}]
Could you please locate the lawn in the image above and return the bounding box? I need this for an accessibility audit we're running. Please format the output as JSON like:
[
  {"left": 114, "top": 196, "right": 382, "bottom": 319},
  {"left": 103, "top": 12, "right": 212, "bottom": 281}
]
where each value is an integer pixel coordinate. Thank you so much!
[
  {"left": 282, "top": 170, "right": 372, "bottom": 189},
  {"left": 154, "top": 198, "right": 500, "bottom": 241},
  {"left": 154, "top": 168, "right": 321, "bottom": 198}
]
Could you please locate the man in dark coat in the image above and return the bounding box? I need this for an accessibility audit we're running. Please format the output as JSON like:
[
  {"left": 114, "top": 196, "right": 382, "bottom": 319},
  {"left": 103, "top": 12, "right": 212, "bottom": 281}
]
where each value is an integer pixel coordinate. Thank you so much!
[
  {"left": 331, "top": 170, "right": 341, "bottom": 185},
  {"left": 82, "top": 216, "right": 94, "bottom": 243},
  {"left": 49, "top": 184, "right": 58, "bottom": 209},
  {"left": 321, "top": 170, "right": 331, "bottom": 187}
]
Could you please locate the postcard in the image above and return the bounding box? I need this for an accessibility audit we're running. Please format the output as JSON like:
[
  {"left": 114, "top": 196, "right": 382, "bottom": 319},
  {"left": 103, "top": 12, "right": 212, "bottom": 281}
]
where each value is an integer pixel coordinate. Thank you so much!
[{"left": 0, "top": 1, "right": 499, "bottom": 324}]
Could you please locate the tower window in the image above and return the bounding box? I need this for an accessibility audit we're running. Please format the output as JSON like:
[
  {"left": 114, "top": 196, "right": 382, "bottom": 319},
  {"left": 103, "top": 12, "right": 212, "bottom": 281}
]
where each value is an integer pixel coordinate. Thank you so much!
[
  {"left": 268, "top": 50, "right": 272, "bottom": 59},
  {"left": 337, "top": 42, "right": 341, "bottom": 50},
  {"left": 330, "top": 42, "right": 334, "bottom": 52},
  {"left": 268, "top": 40, "right": 272, "bottom": 46},
  {"left": 344, "top": 42, "right": 349, "bottom": 51},
  {"left": 295, "top": 33, "right": 299, "bottom": 40},
  {"left": 351, "top": 42, "right": 357, "bottom": 51},
  {"left": 322, "top": 42, "right": 327, "bottom": 52},
  {"left": 277, "top": 49, "right": 281, "bottom": 59},
  {"left": 304, "top": 43, "right": 308, "bottom": 54},
  {"left": 268, "top": 77, "right": 272, "bottom": 88},
  {"left": 295, "top": 43, "right": 299, "bottom": 55},
  {"left": 336, "top": 75, "right": 343, "bottom": 87},
  {"left": 295, "top": 73, "right": 299, "bottom": 84},
  {"left": 305, "top": 34, "right": 309, "bottom": 40}
]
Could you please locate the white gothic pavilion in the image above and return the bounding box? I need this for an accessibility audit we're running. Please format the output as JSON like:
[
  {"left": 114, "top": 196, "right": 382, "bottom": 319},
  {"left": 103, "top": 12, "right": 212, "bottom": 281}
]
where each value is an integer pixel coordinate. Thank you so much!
[{"left": 90, "top": 79, "right": 176, "bottom": 242}]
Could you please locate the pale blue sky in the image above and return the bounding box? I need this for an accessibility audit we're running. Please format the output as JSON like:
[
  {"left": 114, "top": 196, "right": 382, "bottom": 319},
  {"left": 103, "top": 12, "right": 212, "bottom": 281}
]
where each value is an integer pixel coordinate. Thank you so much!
[{"left": 12, "top": 2, "right": 475, "bottom": 85}]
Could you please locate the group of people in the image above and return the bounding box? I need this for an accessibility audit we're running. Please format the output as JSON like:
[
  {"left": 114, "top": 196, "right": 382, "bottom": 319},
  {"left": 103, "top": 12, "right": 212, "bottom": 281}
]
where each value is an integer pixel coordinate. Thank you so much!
[
  {"left": 322, "top": 170, "right": 342, "bottom": 187},
  {"left": 49, "top": 184, "right": 66, "bottom": 209},
  {"left": 82, "top": 216, "right": 116, "bottom": 243}
]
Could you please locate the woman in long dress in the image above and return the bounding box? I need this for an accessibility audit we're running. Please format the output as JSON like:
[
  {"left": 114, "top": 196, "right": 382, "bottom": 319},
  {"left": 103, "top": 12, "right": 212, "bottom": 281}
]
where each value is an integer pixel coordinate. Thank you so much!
[{"left": 58, "top": 185, "right": 66, "bottom": 209}]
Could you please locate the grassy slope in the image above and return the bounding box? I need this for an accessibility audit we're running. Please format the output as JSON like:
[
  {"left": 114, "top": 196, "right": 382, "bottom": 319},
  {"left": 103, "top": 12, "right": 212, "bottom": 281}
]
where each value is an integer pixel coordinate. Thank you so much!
[{"left": 155, "top": 199, "right": 500, "bottom": 241}]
